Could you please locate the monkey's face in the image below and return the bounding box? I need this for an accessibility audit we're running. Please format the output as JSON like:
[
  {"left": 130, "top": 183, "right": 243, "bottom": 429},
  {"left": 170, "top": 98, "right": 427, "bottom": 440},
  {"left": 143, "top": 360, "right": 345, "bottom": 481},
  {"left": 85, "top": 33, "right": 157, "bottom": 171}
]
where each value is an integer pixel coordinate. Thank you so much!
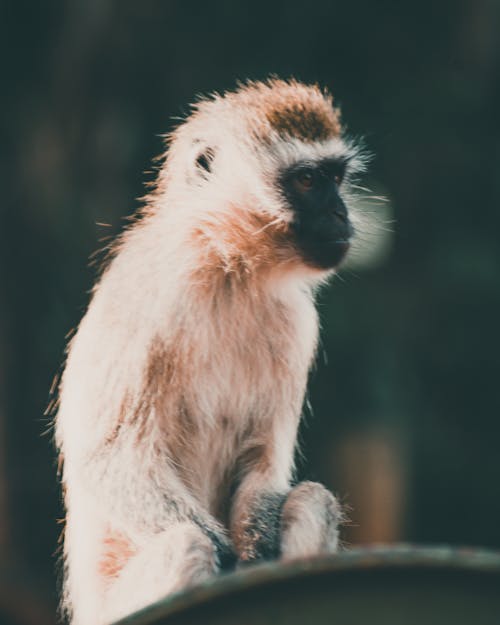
[
  {"left": 167, "top": 79, "right": 366, "bottom": 278},
  {"left": 277, "top": 155, "right": 354, "bottom": 270}
]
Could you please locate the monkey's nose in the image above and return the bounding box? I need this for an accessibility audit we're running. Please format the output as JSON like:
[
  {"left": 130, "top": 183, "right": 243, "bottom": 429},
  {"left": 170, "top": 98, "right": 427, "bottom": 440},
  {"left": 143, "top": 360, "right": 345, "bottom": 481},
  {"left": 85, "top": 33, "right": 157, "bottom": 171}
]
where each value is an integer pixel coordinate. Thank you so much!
[{"left": 334, "top": 209, "right": 348, "bottom": 224}]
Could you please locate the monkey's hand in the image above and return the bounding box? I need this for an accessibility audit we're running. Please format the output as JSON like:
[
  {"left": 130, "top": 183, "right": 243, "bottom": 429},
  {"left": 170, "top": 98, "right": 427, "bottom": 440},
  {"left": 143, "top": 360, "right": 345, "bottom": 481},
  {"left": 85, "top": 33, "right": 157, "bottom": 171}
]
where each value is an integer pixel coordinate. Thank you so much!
[{"left": 232, "top": 481, "right": 341, "bottom": 565}]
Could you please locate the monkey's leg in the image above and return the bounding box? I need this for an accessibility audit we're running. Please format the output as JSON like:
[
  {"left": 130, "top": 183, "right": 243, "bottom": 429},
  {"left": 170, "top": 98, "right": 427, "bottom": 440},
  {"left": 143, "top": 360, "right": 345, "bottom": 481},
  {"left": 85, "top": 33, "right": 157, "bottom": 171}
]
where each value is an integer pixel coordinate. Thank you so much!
[
  {"left": 101, "top": 521, "right": 218, "bottom": 625},
  {"left": 63, "top": 438, "right": 233, "bottom": 625}
]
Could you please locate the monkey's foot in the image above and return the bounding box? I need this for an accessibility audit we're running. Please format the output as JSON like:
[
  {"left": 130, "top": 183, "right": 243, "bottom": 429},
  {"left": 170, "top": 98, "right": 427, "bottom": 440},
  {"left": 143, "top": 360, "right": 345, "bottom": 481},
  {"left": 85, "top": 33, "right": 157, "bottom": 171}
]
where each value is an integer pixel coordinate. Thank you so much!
[{"left": 280, "top": 481, "right": 341, "bottom": 560}]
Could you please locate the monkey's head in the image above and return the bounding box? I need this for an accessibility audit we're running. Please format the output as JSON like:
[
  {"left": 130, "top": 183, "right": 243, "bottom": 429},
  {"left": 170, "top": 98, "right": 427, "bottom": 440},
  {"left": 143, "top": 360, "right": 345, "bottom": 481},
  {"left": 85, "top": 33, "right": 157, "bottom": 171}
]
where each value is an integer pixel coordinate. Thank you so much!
[{"left": 160, "top": 79, "right": 365, "bottom": 281}]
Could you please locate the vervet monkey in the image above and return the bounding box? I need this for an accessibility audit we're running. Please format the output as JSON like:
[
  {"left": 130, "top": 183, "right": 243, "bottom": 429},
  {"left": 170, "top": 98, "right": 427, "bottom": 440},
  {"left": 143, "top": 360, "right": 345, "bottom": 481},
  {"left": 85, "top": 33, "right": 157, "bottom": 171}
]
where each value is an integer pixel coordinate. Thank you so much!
[{"left": 55, "top": 78, "right": 366, "bottom": 625}]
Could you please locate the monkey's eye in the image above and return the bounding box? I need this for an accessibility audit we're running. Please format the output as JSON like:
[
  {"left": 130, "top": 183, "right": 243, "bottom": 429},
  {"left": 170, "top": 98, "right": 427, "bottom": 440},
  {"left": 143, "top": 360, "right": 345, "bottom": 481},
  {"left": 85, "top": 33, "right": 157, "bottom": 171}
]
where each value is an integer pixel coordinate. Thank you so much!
[
  {"left": 293, "top": 170, "right": 316, "bottom": 192},
  {"left": 333, "top": 162, "right": 347, "bottom": 186}
]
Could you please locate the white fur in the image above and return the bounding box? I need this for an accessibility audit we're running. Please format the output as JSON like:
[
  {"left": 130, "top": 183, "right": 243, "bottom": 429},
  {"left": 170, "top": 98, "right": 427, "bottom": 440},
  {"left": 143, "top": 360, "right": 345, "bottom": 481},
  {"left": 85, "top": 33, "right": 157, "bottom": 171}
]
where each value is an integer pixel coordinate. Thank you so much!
[{"left": 55, "top": 81, "right": 358, "bottom": 625}]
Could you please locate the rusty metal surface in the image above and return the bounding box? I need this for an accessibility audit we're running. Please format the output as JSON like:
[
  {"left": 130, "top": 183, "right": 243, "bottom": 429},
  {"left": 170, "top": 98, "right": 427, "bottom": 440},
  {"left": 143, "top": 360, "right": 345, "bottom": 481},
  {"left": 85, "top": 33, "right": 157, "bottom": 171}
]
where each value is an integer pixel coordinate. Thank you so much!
[{"left": 116, "top": 545, "right": 500, "bottom": 625}]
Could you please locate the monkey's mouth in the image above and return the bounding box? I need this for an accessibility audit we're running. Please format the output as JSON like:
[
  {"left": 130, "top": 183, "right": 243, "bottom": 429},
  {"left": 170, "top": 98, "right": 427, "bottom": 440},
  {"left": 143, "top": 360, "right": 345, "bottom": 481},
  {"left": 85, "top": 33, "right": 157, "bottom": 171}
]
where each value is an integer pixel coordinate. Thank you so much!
[
  {"left": 291, "top": 223, "right": 353, "bottom": 270},
  {"left": 303, "top": 239, "right": 350, "bottom": 269}
]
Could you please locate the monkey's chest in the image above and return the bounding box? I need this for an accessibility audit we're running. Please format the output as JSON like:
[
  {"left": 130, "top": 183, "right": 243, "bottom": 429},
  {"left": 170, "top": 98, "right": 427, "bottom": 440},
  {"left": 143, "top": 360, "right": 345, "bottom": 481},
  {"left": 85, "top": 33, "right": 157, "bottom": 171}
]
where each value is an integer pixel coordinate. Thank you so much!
[
  {"left": 173, "top": 359, "right": 286, "bottom": 497},
  {"left": 162, "top": 295, "right": 316, "bottom": 514},
  {"left": 168, "top": 340, "right": 299, "bottom": 515}
]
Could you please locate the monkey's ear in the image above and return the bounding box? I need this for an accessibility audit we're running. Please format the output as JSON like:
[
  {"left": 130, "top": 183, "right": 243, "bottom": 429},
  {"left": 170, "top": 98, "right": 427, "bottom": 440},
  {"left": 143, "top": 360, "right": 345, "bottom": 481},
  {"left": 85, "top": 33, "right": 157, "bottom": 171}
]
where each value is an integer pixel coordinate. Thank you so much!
[{"left": 195, "top": 147, "right": 215, "bottom": 176}]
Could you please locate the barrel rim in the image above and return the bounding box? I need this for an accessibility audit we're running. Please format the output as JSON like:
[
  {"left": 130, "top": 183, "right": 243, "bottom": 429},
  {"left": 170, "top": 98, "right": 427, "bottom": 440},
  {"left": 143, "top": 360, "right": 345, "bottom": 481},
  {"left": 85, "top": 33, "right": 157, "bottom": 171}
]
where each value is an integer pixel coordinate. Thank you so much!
[{"left": 116, "top": 544, "right": 500, "bottom": 624}]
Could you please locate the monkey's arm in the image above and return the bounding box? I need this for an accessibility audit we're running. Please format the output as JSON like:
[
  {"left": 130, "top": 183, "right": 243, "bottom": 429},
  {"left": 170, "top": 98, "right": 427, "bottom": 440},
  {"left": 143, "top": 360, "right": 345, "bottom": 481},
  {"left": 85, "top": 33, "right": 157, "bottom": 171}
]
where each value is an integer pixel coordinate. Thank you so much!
[
  {"left": 230, "top": 417, "right": 294, "bottom": 562},
  {"left": 57, "top": 379, "right": 228, "bottom": 545},
  {"left": 230, "top": 419, "right": 341, "bottom": 564},
  {"left": 57, "top": 294, "right": 225, "bottom": 538}
]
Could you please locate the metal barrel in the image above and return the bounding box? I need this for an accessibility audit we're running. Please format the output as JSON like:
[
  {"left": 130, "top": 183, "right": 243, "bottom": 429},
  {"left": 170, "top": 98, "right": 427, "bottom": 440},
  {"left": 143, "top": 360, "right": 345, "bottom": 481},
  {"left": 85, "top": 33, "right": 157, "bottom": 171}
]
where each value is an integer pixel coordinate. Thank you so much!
[{"left": 116, "top": 546, "right": 500, "bottom": 625}]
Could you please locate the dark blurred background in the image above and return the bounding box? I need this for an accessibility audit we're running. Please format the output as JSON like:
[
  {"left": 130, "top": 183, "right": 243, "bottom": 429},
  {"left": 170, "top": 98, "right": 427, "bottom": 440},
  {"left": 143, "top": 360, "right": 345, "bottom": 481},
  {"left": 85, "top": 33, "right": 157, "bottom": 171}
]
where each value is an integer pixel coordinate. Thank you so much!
[{"left": 1, "top": 0, "right": 500, "bottom": 622}]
